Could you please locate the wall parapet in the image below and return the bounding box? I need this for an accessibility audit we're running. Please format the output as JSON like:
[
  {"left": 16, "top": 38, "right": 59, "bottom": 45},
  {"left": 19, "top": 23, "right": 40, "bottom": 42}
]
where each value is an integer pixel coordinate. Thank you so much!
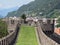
[
  {"left": 37, "top": 22, "right": 60, "bottom": 45},
  {"left": 0, "top": 23, "right": 20, "bottom": 45}
]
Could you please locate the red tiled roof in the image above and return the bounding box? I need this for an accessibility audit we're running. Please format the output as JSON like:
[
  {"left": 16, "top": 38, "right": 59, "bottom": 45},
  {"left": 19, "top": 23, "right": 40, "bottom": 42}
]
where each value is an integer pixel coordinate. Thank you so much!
[{"left": 54, "top": 28, "right": 60, "bottom": 35}]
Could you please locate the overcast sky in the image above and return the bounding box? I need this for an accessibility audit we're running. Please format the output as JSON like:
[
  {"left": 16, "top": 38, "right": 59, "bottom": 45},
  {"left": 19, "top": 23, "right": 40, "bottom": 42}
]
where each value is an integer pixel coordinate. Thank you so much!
[{"left": 0, "top": 0, "right": 34, "bottom": 10}]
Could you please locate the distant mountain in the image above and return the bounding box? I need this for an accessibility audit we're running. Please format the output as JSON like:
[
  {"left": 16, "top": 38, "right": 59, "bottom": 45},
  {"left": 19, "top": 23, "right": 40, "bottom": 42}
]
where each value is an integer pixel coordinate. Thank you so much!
[
  {"left": 0, "top": 15, "right": 3, "bottom": 18},
  {"left": 7, "top": 0, "right": 60, "bottom": 17},
  {"left": 0, "top": 6, "right": 19, "bottom": 17}
]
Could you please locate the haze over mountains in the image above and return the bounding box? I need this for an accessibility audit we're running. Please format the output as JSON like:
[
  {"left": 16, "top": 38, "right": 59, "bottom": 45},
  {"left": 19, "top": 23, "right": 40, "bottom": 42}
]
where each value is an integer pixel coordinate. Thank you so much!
[
  {"left": 6, "top": 0, "right": 60, "bottom": 17},
  {"left": 0, "top": 6, "right": 19, "bottom": 18}
]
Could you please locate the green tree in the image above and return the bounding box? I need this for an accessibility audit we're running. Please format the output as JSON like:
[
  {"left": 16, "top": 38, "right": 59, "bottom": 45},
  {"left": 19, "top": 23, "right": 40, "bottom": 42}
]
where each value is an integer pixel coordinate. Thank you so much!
[
  {"left": 56, "top": 24, "right": 60, "bottom": 27},
  {"left": 0, "top": 20, "right": 8, "bottom": 38},
  {"left": 21, "top": 14, "right": 26, "bottom": 23},
  {"left": 57, "top": 18, "right": 60, "bottom": 23},
  {"left": 56, "top": 18, "right": 60, "bottom": 27}
]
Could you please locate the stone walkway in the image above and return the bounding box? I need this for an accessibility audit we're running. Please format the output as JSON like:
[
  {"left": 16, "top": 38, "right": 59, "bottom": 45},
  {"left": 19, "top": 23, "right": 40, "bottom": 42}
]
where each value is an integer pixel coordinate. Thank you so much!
[{"left": 35, "top": 27, "right": 41, "bottom": 45}]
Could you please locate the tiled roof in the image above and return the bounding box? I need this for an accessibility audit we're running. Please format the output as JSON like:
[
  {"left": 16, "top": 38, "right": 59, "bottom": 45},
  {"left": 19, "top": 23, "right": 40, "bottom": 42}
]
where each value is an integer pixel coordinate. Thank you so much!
[{"left": 54, "top": 28, "right": 60, "bottom": 35}]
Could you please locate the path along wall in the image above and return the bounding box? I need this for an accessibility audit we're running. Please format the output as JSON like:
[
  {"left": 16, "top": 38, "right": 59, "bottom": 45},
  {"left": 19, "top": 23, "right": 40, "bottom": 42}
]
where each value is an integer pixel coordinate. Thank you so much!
[{"left": 37, "top": 22, "right": 60, "bottom": 45}]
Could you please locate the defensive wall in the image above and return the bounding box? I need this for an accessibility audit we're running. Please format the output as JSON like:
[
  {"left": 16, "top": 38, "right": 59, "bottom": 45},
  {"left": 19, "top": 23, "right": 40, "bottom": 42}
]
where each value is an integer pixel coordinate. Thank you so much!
[
  {"left": 37, "top": 19, "right": 60, "bottom": 45},
  {"left": 0, "top": 17, "right": 20, "bottom": 45}
]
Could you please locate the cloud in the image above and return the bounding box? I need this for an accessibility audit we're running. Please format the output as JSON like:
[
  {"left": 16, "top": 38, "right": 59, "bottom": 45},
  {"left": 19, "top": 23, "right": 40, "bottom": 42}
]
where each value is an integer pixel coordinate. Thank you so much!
[
  {"left": 0, "top": 4, "right": 3, "bottom": 7},
  {"left": 0, "top": 0, "right": 34, "bottom": 9},
  {"left": 0, "top": 0, "right": 35, "bottom": 17}
]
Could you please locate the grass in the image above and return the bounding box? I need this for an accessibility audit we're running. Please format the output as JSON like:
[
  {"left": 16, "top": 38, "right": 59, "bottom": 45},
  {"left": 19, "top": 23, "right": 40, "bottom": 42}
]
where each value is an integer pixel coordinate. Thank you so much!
[{"left": 16, "top": 25, "right": 38, "bottom": 45}]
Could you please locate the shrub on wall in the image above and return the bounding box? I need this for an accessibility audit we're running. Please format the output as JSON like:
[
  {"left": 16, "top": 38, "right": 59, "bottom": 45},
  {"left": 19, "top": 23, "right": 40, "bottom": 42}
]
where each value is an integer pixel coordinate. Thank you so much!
[
  {"left": 56, "top": 18, "right": 60, "bottom": 27},
  {"left": 56, "top": 23, "right": 60, "bottom": 27},
  {"left": 0, "top": 19, "right": 8, "bottom": 38}
]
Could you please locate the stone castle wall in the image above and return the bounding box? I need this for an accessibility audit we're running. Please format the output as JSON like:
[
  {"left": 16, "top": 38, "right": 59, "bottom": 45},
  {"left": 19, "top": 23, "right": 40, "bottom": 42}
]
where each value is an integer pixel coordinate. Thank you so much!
[
  {"left": 0, "top": 24, "right": 19, "bottom": 45},
  {"left": 37, "top": 22, "right": 60, "bottom": 45},
  {"left": 0, "top": 17, "right": 20, "bottom": 45}
]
